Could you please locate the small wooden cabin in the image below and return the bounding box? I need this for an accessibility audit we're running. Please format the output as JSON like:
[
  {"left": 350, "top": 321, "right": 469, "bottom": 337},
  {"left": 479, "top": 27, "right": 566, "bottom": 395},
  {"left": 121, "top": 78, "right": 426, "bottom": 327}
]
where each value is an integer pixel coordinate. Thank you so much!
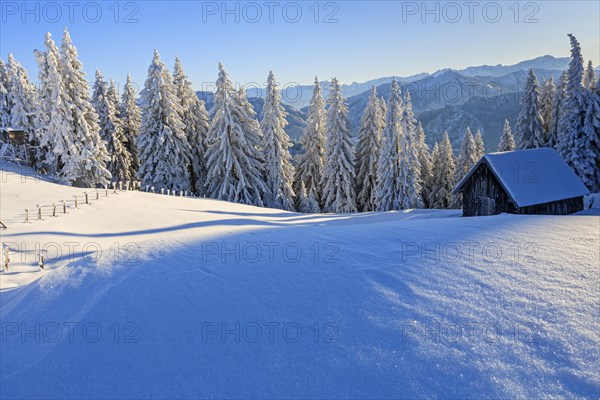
[
  {"left": 453, "top": 148, "right": 590, "bottom": 217},
  {"left": 0, "top": 127, "right": 32, "bottom": 165}
]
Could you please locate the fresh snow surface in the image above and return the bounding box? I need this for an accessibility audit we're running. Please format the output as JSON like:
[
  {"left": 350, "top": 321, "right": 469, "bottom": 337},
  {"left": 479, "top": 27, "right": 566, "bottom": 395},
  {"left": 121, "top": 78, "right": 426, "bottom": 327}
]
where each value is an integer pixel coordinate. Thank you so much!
[
  {"left": 0, "top": 162, "right": 599, "bottom": 398},
  {"left": 456, "top": 148, "right": 590, "bottom": 207}
]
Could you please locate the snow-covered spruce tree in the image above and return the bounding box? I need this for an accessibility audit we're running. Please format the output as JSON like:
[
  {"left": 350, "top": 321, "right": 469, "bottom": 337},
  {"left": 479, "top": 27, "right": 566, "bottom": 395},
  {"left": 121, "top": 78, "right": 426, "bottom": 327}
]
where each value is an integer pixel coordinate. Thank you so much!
[
  {"left": 322, "top": 77, "right": 357, "bottom": 213},
  {"left": 120, "top": 74, "right": 141, "bottom": 178},
  {"left": 593, "top": 78, "right": 600, "bottom": 188},
  {"left": 398, "top": 91, "right": 422, "bottom": 209},
  {"left": 416, "top": 122, "right": 433, "bottom": 208},
  {"left": 137, "top": 50, "right": 192, "bottom": 192},
  {"left": 294, "top": 77, "right": 326, "bottom": 209},
  {"left": 474, "top": 129, "right": 485, "bottom": 160},
  {"left": 6, "top": 54, "right": 39, "bottom": 150},
  {"left": 548, "top": 72, "right": 567, "bottom": 148},
  {"left": 379, "top": 97, "right": 387, "bottom": 125},
  {"left": 33, "top": 33, "right": 68, "bottom": 173},
  {"left": 376, "top": 79, "right": 404, "bottom": 211},
  {"left": 92, "top": 70, "right": 132, "bottom": 183},
  {"left": 515, "top": 69, "right": 545, "bottom": 149},
  {"left": 109, "top": 78, "right": 136, "bottom": 183},
  {"left": 498, "top": 119, "right": 516, "bottom": 152},
  {"left": 430, "top": 132, "right": 456, "bottom": 209},
  {"left": 455, "top": 127, "right": 477, "bottom": 178},
  {"left": 204, "top": 63, "right": 267, "bottom": 206},
  {"left": 0, "top": 58, "right": 11, "bottom": 127},
  {"left": 558, "top": 34, "right": 597, "bottom": 190},
  {"left": 260, "top": 71, "right": 295, "bottom": 211},
  {"left": 581, "top": 76, "right": 600, "bottom": 192},
  {"left": 59, "top": 29, "right": 111, "bottom": 187},
  {"left": 297, "top": 181, "right": 320, "bottom": 214},
  {"left": 583, "top": 60, "right": 596, "bottom": 89},
  {"left": 108, "top": 78, "right": 120, "bottom": 107},
  {"left": 173, "top": 58, "right": 209, "bottom": 195},
  {"left": 354, "top": 85, "right": 384, "bottom": 212},
  {"left": 452, "top": 127, "right": 477, "bottom": 208},
  {"left": 540, "top": 76, "right": 556, "bottom": 139}
]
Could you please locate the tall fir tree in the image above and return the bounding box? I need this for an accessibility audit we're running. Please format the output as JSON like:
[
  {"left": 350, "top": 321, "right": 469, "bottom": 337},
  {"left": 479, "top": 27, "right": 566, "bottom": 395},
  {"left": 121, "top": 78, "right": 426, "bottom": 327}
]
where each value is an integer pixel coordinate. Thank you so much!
[
  {"left": 297, "top": 181, "right": 320, "bottom": 214},
  {"left": 238, "top": 86, "right": 269, "bottom": 204},
  {"left": 33, "top": 33, "right": 69, "bottom": 173},
  {"left": 452, "top": 127, "right": 477, "bottom": 208},
  {"left": 59, "top": 28, "right": 111, "bottom": 187},
  {"left": 355, "top": 86, "right": 384, "bottom": 212},
  {"left": 137, "top": 50, "right": 192, "bottom": 192},
  {"left": 583, "top": 60, "right": 596, "bottom": 89},
  {"left": 497, "top": 119, "right": 516, "bottom": 152},
  {"left": 294, "top": 77, "right": 326, "bottom": 210},
  {"left": 455, "top": 127, "right": 477, "bottom": 178},
  {"left": 430, "top": 132, "right": 456, "bottom": 209},
  {"left": 6, "top": 54, "right": 39, "bottom": 151},
  {"left": 376, "top": 79, "right": 405, "bottom": 211},
  {"left": 121, "top": 74, "right": 141, "bottom": 179},
  {"left": 173, "top": 57, "right": 209, "bottom": 195},
  {"left": 260, "top": 71, "right": 296, "bottom": 211},
  {"left": 398, "top": 91, "right": 422, "bottom": 209},
  {"left": 322, "top": 77, "right": 356, "bottom": 213},
  {"left": 416, "top": 122, "right": 433, "bottom": 208},
  {"left": 548, "top": 72, "right": 567, "bottom": 148},
  {"left": 581, "top": 74, "right": 600, "bottom": 192},
  {"left": 379, "top": 97, "right": 387, "bottom": 125},
  {"left": 540, "top": 76, "right": 556, "bottom": 140},
  {"left": 0, "top": 58, "right": 10, "bottom": 127},
  {"left": 515, "top": 69, "right": 545, "bottom": 149},
  {"left": 474, "top": 129, "right": 485, "bottom": 160},
  {"left": 557, "top": 34, "right": 597, "bottom": 190},
  {"left": 92, "top": 70, "right": 132, "bottom": 183},
  {"left": 204, "top": 63, "right": 267, "bottom": 206}
]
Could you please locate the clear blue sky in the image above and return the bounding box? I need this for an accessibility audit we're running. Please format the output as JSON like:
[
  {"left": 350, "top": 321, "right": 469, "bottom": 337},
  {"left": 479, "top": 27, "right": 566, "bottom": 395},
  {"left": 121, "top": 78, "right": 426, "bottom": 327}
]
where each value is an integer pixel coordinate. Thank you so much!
[{"left": 1, "top": 1, "right": 599, "bottom": 91}]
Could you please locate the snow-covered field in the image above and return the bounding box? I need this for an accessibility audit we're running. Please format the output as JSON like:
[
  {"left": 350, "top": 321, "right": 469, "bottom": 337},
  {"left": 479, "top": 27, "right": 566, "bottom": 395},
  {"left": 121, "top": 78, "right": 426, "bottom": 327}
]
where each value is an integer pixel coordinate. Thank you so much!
[{"left": 1, "top": 162, "right": 599, "bottom": 398}]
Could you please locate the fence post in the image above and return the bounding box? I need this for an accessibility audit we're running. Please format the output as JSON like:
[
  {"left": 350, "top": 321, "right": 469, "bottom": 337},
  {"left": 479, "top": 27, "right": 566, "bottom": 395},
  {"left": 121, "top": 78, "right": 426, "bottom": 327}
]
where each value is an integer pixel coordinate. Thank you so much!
[
  {"left": 36, "top": 205, "right": 42, "bottom": 220},
  {"left": 96, "top": 190, "right": 99, "bottom": 200},
  {"left": 52, "top": 203, "right": 56, "bottom": 217},
  {"left": 39, "top": 253, "right": 44, "bottom": 270},
  {"left": 105, "top": 184, "right": 108, "bottom": 197},
  {"left": 25, "top": 209, "right": 28, "bottom": 223},
  {"left": 73, "top": 196, "right": 78, "bottom": 208},
  {"left": 3, "top": 246, "right": 9, "bottom": 272},
  {"left": 62, "top": 200, "right": 66, "bottom": 214},
  {"left": 119, "top": 181, "right": 123, "bottom": 191},
  {"left": 85, "top": 192, "right": 89, "bottom": 205}
]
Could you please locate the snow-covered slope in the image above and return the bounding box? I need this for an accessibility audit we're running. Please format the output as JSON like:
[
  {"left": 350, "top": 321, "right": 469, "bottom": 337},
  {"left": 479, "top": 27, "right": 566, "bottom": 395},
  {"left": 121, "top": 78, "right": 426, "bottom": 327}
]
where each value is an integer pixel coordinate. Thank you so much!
[{"left": 1, "top": 163, "right": 599, "bottom": 398}]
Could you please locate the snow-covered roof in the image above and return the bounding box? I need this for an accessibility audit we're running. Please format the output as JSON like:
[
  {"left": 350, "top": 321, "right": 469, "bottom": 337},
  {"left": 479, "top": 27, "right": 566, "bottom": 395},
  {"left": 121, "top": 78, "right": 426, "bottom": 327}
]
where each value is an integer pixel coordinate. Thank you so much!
[
  {"left": 0, "top": 127, "right": 25, "bottom": 132},
  {"left": 454, "top": 148, "right": 590, "bottom": 207}
]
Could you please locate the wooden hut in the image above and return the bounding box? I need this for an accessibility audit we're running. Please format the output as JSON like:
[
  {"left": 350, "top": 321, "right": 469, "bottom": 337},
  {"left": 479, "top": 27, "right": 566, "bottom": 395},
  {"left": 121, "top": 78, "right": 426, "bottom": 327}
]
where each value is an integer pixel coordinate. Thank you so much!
[
  {"left": 453, "top": 148, "right": 590, "bottom": 217},
  {"left": 0, "top": 127, "right": 31, "bottom": 165}
]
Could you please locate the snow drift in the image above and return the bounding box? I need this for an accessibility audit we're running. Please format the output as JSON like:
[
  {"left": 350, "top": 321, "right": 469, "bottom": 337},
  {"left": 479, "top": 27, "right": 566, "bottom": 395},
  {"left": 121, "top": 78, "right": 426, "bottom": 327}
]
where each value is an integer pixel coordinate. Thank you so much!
[{"left": 0, "top": 163, "right": 598, "bottom": 398}]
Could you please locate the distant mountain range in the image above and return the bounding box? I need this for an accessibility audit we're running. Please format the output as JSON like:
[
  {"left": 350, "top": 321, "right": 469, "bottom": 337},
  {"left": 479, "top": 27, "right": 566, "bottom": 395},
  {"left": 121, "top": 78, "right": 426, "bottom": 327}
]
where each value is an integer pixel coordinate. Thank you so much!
[{"left": 196, "top": 55, "right": 577, "bottom": 154}]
